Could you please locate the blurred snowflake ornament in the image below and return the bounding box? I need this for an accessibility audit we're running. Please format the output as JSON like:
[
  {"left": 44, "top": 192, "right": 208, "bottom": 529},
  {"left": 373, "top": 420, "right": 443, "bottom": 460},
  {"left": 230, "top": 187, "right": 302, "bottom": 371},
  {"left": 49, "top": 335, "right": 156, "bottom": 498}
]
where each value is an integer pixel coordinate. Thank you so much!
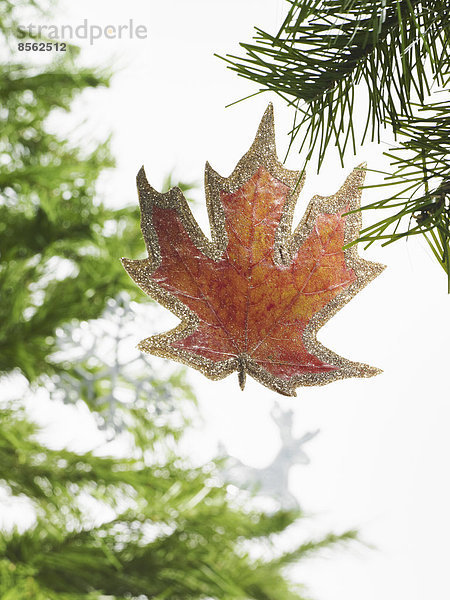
[{"left": 49, "top": 293, "right": 193, "bottom": 435}]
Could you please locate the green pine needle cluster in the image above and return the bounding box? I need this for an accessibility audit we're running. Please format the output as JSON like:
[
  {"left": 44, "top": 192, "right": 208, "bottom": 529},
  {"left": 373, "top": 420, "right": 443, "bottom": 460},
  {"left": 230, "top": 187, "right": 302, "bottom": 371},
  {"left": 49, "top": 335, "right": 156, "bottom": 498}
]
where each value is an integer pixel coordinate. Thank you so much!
[
  {"left": 0, "top": 51, "right": 138, "bottom": 378},
  {"left": 219, "top": 0, "right": 450, "bottom": 288},
  {"left": 351, "top": 100, "right": 450, "bottom": 289}
]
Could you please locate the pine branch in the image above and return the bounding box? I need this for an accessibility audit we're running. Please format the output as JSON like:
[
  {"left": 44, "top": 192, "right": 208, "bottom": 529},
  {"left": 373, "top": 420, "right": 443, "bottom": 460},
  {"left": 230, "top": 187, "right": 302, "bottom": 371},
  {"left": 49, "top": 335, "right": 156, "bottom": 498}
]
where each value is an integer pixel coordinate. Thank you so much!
[
  {"left": 219, "top": 0, "right": 449, "bottom": 168},
  {"left": 0, "top": 400, "right": 351, "bottom": 600},
  {"left": 347, "top": 99, "right": 450, "bottom": 289}
]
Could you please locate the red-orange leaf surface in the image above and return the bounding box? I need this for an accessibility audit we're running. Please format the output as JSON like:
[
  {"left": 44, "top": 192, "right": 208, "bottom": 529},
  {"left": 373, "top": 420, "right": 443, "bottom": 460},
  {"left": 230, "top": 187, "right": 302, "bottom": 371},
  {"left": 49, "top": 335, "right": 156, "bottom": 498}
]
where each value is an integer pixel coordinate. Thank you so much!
[{"left": 122, "top": 105, "right": 384, "bottom": 396}]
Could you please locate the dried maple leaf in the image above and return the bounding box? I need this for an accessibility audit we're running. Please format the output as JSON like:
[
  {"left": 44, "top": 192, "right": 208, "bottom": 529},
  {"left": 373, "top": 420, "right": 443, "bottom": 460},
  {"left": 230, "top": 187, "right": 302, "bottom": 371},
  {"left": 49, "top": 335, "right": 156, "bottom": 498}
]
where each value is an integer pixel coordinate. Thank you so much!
[{"left": 122, "top": 105, "right": 385, "bottom": 396}]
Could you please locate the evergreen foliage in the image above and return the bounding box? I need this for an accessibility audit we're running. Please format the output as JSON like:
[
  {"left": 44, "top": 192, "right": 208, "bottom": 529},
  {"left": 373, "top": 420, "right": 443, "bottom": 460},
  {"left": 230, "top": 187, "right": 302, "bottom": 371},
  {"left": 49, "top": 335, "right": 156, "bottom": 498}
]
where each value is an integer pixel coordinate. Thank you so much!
[
  {"left": 220, "top": 0, "right": 450, "bottom": 289},
  {"left": 0, "top": 1, "right": 355, "bottom": 598},
  {"left": 0, "top": 401, "right": 357, "bottom": 600},
  {"left": 0, "top": 34, "right": 118, "bottom": 378}
]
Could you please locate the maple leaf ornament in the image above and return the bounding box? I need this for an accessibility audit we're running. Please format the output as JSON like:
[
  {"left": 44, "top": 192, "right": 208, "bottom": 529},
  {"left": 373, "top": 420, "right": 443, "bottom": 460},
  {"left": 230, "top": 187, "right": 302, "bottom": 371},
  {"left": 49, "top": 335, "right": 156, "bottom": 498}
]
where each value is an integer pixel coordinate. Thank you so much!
[{"left": 122, "top": 105, "right": 385, "bottom": 396}]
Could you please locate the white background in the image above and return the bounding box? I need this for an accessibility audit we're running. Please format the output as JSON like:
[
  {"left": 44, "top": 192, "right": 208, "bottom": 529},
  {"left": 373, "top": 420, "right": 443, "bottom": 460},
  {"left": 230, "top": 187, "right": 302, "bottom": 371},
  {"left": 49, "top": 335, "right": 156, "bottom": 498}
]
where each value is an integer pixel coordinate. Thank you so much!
[{"left": 10, "top": 1, "right": 450, "bottom": 599}]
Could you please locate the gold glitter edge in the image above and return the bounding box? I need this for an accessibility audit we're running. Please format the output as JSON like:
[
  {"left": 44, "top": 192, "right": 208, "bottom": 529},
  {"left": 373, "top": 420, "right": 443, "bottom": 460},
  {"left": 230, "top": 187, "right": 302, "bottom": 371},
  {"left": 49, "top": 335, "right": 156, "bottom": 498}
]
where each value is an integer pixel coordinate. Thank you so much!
[{"left": 121, "top": 104, "right": 385, "bottom": 396}]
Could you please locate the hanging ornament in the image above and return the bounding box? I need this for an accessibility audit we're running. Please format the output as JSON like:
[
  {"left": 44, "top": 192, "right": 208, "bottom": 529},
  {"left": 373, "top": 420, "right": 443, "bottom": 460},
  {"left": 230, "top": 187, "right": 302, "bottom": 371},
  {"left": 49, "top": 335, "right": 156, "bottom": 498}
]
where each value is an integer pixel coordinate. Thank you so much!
[{"left": 122, "top": 105, "right": 385, "bottom": 396}]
